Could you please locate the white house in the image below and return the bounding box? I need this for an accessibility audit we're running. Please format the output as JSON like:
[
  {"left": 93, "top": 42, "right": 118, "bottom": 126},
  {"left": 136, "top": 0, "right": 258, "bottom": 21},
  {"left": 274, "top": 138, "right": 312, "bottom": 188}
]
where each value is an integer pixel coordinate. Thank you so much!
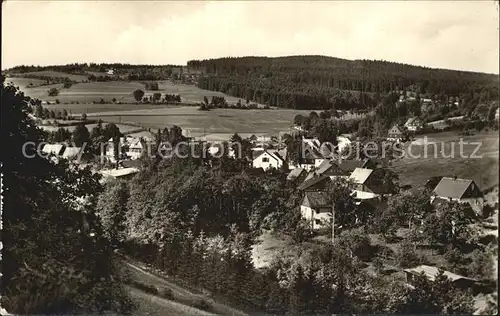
[
  {"left": 349, "top": 168, "right": 381, "bottom": 200},
  {"left": 106, "top": 69, "right": 114, "bottom": 75},
  {"left": 127, "top": 139, "right": 144, "bottom": 160},
  {"left": 300, "top": 191, "right": 332, "bottom": 230},
  {"left": 252, "top": 149, "right": 285, "bottom": 171}
]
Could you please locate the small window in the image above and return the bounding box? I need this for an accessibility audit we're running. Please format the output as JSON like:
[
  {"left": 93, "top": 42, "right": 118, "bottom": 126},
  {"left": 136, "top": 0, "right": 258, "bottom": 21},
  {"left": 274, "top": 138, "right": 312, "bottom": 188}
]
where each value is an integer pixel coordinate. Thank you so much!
[
  {"left": 315, "top": 219, "right": 322, "bottom": 225},
  {"left": 262, "top": 157, "right": 269, "bottom": 162}
]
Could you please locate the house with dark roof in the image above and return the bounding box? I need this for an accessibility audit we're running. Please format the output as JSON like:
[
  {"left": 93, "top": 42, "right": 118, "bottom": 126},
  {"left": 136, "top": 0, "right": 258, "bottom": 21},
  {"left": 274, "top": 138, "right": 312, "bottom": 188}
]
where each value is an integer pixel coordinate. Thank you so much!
[
  {"left": 315, "top": 158, "right": 376, "bottom": 179},
  {"left": 297, "top": 174, "right": 331, "bottom": 191},
  {"left": 349, "top": 168, "right": 393, "bottom": 200},
  {"left": 287, "top": 167, "right": 306, "bottom": 183},
  {"left": 431, "top": 177, "right": 484, "bottom": 216},
  {"left": 404, "top": 265, "right": 477, "bottom": 291},
  {"left": 300, "top": 191, "right": 332, "bottom": 230},
  {"left": 387, "top": 124, "right": 403, "bottom": 142}
]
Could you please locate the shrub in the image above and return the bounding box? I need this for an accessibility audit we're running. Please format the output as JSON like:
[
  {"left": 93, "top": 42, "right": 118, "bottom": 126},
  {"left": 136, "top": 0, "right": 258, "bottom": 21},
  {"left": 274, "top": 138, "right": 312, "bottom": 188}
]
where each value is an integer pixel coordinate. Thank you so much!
[
  {"left": 191, "top": 299, "right": 211, "bottom": 311},
  {"left": 48, "top": 87, "right": 59, "bottom": 96},
  {"left": 156, "top": 286, "right": 174, "bottom": 300},
  {"left": 396, "top": 241, "right": 422, "bottom": 268}
]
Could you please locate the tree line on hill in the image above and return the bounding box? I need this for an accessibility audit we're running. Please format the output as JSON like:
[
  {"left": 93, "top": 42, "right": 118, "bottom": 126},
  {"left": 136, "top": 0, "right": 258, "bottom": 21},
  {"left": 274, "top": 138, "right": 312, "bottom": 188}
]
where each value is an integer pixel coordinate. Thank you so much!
[
  {"left": 187, "top": 56, "right": 499, "bottom": 110},
  {"left": 2, "top": 74, "right": 495, "bottom": 314},
  {"left": 132, "top": 89, "right": 181, "bottom": 104}
]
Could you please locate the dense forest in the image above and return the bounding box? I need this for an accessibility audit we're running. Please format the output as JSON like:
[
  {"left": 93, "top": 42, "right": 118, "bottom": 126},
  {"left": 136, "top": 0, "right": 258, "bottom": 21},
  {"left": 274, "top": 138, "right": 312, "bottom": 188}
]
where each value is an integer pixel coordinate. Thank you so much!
[{"left": 187, "top": 56, "right": 499, "bottom": 110}]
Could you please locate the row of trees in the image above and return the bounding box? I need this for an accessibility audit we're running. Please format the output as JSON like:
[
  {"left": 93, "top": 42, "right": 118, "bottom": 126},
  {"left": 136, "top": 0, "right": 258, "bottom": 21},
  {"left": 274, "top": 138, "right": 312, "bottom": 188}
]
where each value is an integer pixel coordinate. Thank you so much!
[{"left": 132, "top": 89, "right": 182, "bottom": 104}]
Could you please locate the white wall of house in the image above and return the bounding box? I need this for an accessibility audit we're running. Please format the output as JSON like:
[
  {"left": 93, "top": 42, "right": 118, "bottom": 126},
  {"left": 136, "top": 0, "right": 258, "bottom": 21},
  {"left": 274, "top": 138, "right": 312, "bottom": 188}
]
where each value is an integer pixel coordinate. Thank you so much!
[
  {"left": 352, "top": 190, "right": 379, "bottom": 200},
  {"left": 252, "top": 151, "right": 282, "bottom": 170},
  {"left": 300, "top": 205, "right": 332, "bottom": 230}
]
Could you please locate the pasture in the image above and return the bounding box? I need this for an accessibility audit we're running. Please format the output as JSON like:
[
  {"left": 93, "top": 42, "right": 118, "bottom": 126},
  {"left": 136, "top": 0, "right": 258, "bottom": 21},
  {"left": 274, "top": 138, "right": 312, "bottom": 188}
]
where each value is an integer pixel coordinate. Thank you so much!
[
  {"left": 85, "top": 106, "right": 310, "bottom": 137},
  {"left": 392, "top": 131, "right": 499, "bottom": 191},
  {"left": 8, "top": 75, "right": 265, "bottom": 106}
]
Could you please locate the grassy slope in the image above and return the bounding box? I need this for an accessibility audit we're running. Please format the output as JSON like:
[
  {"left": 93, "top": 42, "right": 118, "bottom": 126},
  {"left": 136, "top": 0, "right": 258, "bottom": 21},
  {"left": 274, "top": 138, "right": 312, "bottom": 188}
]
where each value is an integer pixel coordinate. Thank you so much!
[{"left": 392, "top": 131, "right": 499, "bottom": 191}]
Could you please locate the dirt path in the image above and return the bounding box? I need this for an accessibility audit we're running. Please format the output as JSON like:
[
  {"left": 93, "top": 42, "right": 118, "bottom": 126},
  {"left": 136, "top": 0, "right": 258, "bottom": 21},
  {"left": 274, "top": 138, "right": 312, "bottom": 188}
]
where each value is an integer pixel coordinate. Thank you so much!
[
  {"left": 127, "top": 286, "right": 216, "bottom": 316},
  {"left": 122, "top": 258, "right": 249, "bottom": 316}
]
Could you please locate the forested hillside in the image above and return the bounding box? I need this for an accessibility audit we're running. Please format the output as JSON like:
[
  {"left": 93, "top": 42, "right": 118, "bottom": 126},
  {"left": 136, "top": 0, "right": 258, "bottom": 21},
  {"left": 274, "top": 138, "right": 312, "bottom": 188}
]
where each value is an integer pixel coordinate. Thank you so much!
[{"left": 188, "top": 56, "right": 499, "bottom": 110}]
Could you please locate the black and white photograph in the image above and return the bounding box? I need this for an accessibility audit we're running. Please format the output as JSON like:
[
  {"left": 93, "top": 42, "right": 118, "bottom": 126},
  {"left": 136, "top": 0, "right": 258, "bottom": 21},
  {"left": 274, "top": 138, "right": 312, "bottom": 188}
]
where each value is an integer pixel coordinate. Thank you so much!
[{"left": 1, "top": 1, "right": 499, "bottom": 315}]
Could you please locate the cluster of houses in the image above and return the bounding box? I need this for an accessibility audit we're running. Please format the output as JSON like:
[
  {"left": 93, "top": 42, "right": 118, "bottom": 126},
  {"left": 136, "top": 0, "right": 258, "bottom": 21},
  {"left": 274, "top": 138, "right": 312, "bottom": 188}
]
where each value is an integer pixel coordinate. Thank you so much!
[
  {"left": 40, "top": 133, "right": 153, "bottom": 183},
  {"left": 387, "top": 116, "right": 424, "bottom": 142}
]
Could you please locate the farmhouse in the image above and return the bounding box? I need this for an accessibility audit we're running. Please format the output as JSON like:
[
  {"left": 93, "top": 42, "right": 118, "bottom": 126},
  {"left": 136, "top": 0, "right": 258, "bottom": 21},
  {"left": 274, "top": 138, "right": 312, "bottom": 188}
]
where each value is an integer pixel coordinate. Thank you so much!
[
  {"left": 252, "top": 149, "right": 286, "bottom": 171},
  {"left": 300, "top": 191, "right": 332, "bottom": 230},
  {"left": 387, "top": 125, "right": 403, "bottom": 142},
  {"left": 404, "top": 117, "right": 423, "bottom": 131},
  {"left": 431, "top": 177, "right": 485, "bottom": 216},
  {"left": 404, "top": 265, "right": 476, "bottom": 291},
  {"left": 126, "top": 139, "right": 145, "bottom": 160},
  {"left": 315, "top": 158, "right": 374, "bottom": 179},
  {"left": 349, "top": 168, "right": 393, "bottom": 200}
]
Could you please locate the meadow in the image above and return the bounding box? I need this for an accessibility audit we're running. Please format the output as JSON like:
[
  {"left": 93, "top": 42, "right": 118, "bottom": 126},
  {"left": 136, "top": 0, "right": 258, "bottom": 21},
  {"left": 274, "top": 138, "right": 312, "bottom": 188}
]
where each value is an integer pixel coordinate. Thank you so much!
[
  {"left": 392, "top": 130, "right": 499, "bottom": 191},
  {"left": 6, "top": 74, "right": 264, "bottom": 105},
  {"left": 86, "top": 106, "right": 310, "bottom": 137}
]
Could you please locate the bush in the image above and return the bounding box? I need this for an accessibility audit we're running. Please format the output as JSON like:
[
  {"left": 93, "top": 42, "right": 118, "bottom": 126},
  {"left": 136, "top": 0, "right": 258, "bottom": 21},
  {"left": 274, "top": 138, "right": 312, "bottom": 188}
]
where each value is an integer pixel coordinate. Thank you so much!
[
  {"left": 396, "top": 241, "right": 422, "bottom": 268},
  {"left": 191, "top": 299, "right": 211, "bottom": 311},
  {"left": 48, "top": 87, "right": 59, "bottom": 96},
  {"left": 156, "top": 286, "right": 174, "bottom": 300}
]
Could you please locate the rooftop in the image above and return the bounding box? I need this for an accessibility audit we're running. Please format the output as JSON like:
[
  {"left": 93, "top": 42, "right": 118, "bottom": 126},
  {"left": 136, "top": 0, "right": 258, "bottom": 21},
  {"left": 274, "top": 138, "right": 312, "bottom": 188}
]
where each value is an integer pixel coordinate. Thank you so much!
[
  {"left": 99, "top": 167, "right": 139, "bottom": 179},
  {"left": 404, "top": 265, "right": 476, "bottom": 282},
  {"left": 349, "top": 168, "right": 374, "bottom": 184},
  {"left": 433, "top": 177, "right": 478, "bottom": 199}
]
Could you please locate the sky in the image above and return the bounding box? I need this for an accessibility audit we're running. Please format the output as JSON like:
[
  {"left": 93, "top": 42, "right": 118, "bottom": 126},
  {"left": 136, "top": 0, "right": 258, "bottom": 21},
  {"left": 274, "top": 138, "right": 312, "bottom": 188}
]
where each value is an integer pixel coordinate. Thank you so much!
[{"left": 2, "top": 1, "right": 499, "bottom": 73}]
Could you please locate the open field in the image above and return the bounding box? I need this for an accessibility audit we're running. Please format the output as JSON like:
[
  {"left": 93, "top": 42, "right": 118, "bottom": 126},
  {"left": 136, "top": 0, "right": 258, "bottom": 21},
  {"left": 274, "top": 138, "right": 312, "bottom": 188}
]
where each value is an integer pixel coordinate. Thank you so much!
[
  {"left": 392, "top": 131, "right": 499, "bottom": 191},
  {"left": 5, "top": 76, "right": 47, "bottom": 89},
  {"left": 86, "top": 106, "right": 310, "bottom": 137},
  {"left": 7, "top": 76, "right": 264, "bottom": 105}
]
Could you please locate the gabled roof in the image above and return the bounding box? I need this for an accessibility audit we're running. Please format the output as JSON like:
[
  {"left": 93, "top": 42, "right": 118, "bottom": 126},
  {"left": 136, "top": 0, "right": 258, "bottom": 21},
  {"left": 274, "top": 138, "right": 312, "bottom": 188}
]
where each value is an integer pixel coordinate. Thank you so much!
[
  {"left": 287, "top": 168, "right": 305, "bottom": 181},
  {"left": 315, "top": 159, "right": 371, "bottom": 177},
  {"left": 404, "top": 265, "right": 476, "bottom": 282},
  {"left": 433, "top": 177, "right": 480, "bottom": 199},
  {"left": 62, "top": 147, "right": 82, "bottom": 159},
  {"left": 388, "top": 125, "right": 403, "bottom": 135},
  {"left": 302, "top": 191, "right": 330, "bottom": 208},
  {"left": 303, "top": 171, "right": 316, "bottom": 182},
  {"left": 297, "top": 174, "right": 330, "bottom": 191},
  {"left": 349, "top": 168, "right": 374, "bottom": 185},
  {"left": 253, "top": 149, "right": 284, "bottom": 162},
  {"left": 42, "top": 144, "right": 65, "bottom": 156},
  {"left": 338, "top": 159, "right": 371, "bottom": 172},
  {"left": 405, "top": 117, "right": 421, "bottom": 126}
]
